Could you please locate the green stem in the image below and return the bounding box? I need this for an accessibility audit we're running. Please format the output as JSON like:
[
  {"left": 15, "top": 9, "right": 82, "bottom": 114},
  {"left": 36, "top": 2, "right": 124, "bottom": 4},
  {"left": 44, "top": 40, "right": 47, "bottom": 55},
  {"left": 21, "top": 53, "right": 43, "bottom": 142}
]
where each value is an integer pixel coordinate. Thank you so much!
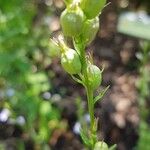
[
  {"left": 74, "top": 37, "right": 96, "bottom": 149},
  {"left": 86, "top": 87, "right": 94, "bottom": 130}
]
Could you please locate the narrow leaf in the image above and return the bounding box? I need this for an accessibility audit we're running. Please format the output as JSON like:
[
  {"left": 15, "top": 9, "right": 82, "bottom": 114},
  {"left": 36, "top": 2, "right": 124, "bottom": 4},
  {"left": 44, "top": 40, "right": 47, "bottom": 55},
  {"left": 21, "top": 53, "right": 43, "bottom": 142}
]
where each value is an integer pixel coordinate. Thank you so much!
[
  {"left": 104, "top": 2, "right": 111, "bottom": 8},
  {"left": 109, "top": 144, "right": 117, "bottom": 150},
  {"left": 71, "top": 75, "right": 85, "bottom": 86},
  {"left": 94, "top": 86, "right": 110, "bottom": 104},
  {"left": 80, "top": 129, "right": 91, "bottom": 147}
]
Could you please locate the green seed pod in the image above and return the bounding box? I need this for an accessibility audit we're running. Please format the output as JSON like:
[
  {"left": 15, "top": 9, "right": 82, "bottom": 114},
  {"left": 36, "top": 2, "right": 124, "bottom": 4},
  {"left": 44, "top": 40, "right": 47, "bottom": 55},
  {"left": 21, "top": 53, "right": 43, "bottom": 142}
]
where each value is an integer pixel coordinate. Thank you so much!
[
  {"left": 61, "top": 48, "right": 81, "bottom": 74},
  {"left": 94, "top": 141, "right": 109, "bottom": 150},
  {"left": 80, "top": 0, "right": 106, "bottom": 19},
  {"left": 87, "top": 64, "right": 102, "bottom": 90},
  {"left": 81, "top": 17, "right": 99, "bottom": 45},
  {"left": 60, "top": 6, "right": 85, "bottom": 37}
]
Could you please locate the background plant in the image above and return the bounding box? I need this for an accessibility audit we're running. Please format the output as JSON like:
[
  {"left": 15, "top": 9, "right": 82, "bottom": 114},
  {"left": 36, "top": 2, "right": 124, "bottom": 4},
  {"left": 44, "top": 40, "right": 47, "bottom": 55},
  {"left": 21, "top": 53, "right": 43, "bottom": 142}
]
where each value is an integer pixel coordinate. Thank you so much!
[
  {"left": 136, "top": 42, "right": 150, "bottom": 150},
  {"left": 51, "top": 0, "right": 116, "bottom": 149},
  {"left": 0, "top": 0, "right": 64, "bottom": 149}
]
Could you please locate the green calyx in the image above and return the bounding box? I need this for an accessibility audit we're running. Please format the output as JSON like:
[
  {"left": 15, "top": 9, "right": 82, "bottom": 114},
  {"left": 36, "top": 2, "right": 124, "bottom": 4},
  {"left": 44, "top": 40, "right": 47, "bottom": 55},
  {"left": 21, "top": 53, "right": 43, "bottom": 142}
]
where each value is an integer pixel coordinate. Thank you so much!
[{"left": 61, "top": 48, "right": 81, "bottom": 74}]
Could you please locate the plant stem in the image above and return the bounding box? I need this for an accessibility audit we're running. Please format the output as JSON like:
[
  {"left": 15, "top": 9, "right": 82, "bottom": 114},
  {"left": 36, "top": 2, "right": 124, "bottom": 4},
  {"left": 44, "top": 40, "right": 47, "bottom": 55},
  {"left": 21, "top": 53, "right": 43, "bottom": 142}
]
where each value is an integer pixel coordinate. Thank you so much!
[
  {"left": 86, "top": 87, "right": 95, "bottom": 150},
  {"left": 74, "top": 38, "right": 96, "bottom": 149},
  {"left": 86, "top": 87, "right": 94, "bottom": 130}
]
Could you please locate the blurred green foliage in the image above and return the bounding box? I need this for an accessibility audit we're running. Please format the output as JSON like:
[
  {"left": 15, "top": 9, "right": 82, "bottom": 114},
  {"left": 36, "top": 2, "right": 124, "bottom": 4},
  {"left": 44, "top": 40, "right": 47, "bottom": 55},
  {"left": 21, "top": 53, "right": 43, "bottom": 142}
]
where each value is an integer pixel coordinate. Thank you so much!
[
  {"left": 117, "top": 12, "right": 150, "bottom": 40},
  {"left": 0, "top": 0, "right": 63, "bottom": 149},
  {"left": 136, "top": 42, "right": 150, "bottom": 150}
]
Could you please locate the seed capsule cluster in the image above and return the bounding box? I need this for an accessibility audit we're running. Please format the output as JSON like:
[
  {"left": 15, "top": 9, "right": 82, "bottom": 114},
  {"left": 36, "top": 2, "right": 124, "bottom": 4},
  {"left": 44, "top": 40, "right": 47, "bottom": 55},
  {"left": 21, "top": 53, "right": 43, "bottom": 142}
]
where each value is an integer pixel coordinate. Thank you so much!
[
  {"left": 58, "top": 0, "right": 106, "bottom": 90},
  {"left": 60, "top": 0, "right": 106, "bottom": 43}
]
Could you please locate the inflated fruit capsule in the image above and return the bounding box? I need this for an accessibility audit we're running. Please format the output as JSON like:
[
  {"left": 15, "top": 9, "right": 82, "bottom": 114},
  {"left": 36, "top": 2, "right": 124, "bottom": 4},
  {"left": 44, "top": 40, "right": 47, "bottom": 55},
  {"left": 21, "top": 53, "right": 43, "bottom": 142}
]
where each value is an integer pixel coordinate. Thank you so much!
[
  {"left": 80, "top": 0, "right": 106, "bottom": 19},
  {"left": 61, "top": 48, "right": 81, "bottom": 74},
  {"left": 94, "top": 141, "right": 109, "bottom": 150},
  {"left": 82, "top": 17, "right": 99, "bottom": 45},
  {"left": 87, "top": 64, "right": 102, "bottom": 90},
  {"left": 60, "top": 5, "right": 85, "bottom": 37}
]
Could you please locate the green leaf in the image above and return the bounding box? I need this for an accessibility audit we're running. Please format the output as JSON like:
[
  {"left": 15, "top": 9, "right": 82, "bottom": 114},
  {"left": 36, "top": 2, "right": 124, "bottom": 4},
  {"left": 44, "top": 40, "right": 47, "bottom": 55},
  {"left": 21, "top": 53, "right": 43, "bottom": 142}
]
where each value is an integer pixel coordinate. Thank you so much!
[
  {"left": 109, "top": 144, "right": 117, "bottom": 150},
  {"left": 71, "top": 75, "right": 85, "bottom": 86},
  {"left": 80, "top": 128, "right": 91, "bottom": 147},
  {"left": 94, "top": 86, "right": 110, "bottom": 104},
  {"left": 117, "top": 12, "right": 150, "bottom": 40}
]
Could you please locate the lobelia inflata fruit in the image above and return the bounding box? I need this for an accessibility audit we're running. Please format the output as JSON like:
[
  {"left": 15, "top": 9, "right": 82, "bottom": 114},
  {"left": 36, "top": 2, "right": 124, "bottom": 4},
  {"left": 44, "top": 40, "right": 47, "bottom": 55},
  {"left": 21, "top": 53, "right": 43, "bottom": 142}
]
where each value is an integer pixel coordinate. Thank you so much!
[
  {"left": 94, "top": 141, "right": 109, "bottom": 150},
  {"left": 86, "top": 64, "right": 102, "bottom": 90},
  {"left": 60, "top": 4, "right": 85, "bottom": 37},
  {"left": 61, "top": 48, "right": 81, "bottom": 74},
  {"left": 80, "top": 0, "right": 106, "bottom": 19},
  {"left": 81, "top": 16, "right": 99, "bottom": 45}
]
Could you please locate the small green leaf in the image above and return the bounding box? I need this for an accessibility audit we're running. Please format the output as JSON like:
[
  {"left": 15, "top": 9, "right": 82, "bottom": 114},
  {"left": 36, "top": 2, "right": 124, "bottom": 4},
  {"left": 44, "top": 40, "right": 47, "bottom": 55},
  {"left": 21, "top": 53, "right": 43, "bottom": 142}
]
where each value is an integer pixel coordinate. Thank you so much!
[
  {"left": 71, "top": 75, "right": 85, "bottom": 86},
  {"left": 109, "top": 144, "right": 117, "bottom": 150},
  {"left": 94, "top": 86, "right": 110, "bottom": 104},
  {"left": 80, "top": 128, "right": 91, "bottom": 147},
  {"left": 92, "top": 118, "right": 98, "bottom": 133}
]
